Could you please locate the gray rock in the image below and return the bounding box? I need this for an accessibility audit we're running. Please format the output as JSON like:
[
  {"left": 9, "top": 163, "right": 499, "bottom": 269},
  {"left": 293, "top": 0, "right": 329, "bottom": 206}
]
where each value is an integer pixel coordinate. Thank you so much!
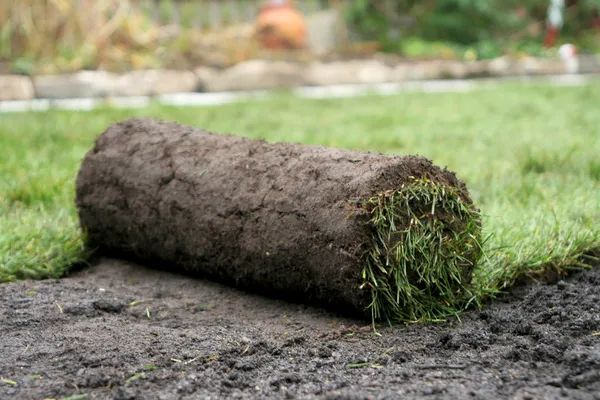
[
  {"left": 520, "top": 56, "right": 543, "bottom": 75},
  {"left": 304, "top": 60, "right": 391, "bottom": 86},
  {"left": 487, "top": 56, "right": 514, "bottom": 76},
  {"left": 116, "top": 70, "right": 198, "bottom": 96},
  {"left": 33, "top": 70, "right": 198, "bottom": 98},
  {"left": 389, "top": 64, "right": 411, "bottom": 82},
  {"left": 202, "top": 60, "right": 306, "bottom": 92},
  {"left": 486, "top": 56, "right": 551, "bottom": 77},
  {"left": 578, "top": 54, "right": 600, "bottom": 74},
  {"left": 33, "top": 71, "right": 117, "bottom": 99},
  {"left": 465, "top": 61, "right": 491, "bottom": 78},
  {"left": 194, "top": 66, "right": 220, "bottom": 92},
  {"left": 0, "top": 74, "right": 35, "bottom": 101},
  {"left": 405, "top": 61, "right": 446, "bottom": 81},
  {"left": 516, "top": 57, "right": 572, "bottom": 76},
  {"left": 531, "top": 58, "right": 568, "bottom": 75},
  {"left": 440, "top": 61, "right": 470, "bottom": 79}
]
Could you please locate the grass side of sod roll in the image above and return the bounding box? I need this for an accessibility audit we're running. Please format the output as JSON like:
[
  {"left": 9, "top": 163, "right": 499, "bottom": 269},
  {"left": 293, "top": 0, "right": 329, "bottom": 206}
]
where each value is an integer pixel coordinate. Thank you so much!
[
  {"left": 1, "top": 81, "right": 599, "bottom": 323},
  {"left": 361, "top": 178, "right": 484, "bottom": 323}
]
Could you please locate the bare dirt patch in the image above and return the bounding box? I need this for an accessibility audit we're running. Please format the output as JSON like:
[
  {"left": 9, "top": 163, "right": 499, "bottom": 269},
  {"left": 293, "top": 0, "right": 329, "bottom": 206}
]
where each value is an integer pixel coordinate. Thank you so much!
[{"left": 1, "top": 258, "right": 599, "bottom": 399}]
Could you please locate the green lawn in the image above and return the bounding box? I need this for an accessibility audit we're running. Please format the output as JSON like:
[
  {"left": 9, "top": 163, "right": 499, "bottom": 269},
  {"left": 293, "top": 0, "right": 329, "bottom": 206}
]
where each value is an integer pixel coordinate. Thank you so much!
[{"left": 1, "top": 83, "right": 599, "bottom": 309}]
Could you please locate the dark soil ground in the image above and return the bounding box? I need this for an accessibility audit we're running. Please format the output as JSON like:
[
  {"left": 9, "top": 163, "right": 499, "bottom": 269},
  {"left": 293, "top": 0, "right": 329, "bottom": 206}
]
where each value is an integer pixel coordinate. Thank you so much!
[{"left": 1, "top": 258, "right": 599, "bottom": 400}]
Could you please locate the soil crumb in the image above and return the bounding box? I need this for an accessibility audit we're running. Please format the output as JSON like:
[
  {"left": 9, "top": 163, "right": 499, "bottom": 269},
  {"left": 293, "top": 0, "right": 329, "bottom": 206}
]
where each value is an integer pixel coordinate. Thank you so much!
[{"left": 1, "top": 258, "right": 599, "bottom": 400}]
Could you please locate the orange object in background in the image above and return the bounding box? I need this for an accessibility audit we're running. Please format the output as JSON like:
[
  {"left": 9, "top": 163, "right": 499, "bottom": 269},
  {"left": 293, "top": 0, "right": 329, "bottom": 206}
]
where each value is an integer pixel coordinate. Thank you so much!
[{"left": 254, "top": 0, "right": 307, "bottom": 50}]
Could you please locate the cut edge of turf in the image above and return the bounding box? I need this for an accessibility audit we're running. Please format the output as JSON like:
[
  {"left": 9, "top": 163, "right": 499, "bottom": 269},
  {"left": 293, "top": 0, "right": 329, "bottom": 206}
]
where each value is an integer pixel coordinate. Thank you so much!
[
  {"left": 0, "top": 212, "right": 92, "bottom": 284},
  {"left": 360, "top": 177, "right": 485, "bottom": 325}
]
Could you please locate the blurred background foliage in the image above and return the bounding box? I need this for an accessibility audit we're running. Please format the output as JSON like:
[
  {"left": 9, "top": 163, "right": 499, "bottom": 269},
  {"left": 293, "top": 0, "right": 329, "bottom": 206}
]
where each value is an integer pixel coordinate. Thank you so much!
[
  {"left": 0, "top": 0, "right": 599, "bottom": 75},
  {"left": 345, "top": 0, "right": 600, "bottom": 59},
  {"left": 0, "top": 0, "right": 182, "bottom": 74}
]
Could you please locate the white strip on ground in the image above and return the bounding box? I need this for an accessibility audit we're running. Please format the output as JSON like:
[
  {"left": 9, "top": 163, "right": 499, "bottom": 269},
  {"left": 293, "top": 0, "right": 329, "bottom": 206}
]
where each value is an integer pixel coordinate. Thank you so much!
[{"left": 1, "top": 74, "right": 598, "bottom": 114}]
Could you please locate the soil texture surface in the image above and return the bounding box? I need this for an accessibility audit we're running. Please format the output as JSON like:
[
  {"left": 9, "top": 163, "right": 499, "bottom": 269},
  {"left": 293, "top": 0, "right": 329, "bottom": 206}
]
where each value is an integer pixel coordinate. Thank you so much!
[{"left": 1, "top": 258, "right": 599, "bottom": 400}]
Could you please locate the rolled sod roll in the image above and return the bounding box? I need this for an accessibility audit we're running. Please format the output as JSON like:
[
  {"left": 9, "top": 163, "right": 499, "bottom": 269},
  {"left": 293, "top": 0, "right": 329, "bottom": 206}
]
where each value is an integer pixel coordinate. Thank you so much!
[{"left": 76, "top": 118, "right": 483, "bottom": 322}]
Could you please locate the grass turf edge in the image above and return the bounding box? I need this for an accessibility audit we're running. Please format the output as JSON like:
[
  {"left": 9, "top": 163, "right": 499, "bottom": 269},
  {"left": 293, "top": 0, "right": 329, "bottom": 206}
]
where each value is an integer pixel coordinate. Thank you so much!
[{"left": 360, "top": 177, "right": 485, "bottom": 325}]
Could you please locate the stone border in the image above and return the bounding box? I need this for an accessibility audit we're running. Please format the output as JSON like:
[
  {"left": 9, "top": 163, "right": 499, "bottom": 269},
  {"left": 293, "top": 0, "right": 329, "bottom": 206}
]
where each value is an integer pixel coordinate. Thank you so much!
[
  {"left": 2, "top": 74, "right": 597, "bottom": 114},
  {"left": 1, "top": 55, "right": 600, "bottom": 102}
]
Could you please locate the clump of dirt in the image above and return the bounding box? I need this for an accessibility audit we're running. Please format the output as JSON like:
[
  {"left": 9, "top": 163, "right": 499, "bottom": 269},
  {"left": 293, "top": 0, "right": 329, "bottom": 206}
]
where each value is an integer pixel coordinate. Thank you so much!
[{"left": 1, "top": 258, "right": 598, "bottom": 399}]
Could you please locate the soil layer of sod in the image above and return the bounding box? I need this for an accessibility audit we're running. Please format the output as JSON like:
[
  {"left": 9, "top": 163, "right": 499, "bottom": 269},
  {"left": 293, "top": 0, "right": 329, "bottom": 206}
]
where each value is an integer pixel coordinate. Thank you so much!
[
  {"left": 0, "top": 258, "right": 598, "bottom": 399},
  {"left": 75, "top": 118, "right": 482, "bottom": 323}
]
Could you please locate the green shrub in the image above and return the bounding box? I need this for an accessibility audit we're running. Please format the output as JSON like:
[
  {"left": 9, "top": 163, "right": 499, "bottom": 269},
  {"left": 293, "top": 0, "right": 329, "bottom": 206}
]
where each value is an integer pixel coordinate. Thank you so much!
[{"left": 344, "top": 0, "right": 600, "bottom": 57}]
